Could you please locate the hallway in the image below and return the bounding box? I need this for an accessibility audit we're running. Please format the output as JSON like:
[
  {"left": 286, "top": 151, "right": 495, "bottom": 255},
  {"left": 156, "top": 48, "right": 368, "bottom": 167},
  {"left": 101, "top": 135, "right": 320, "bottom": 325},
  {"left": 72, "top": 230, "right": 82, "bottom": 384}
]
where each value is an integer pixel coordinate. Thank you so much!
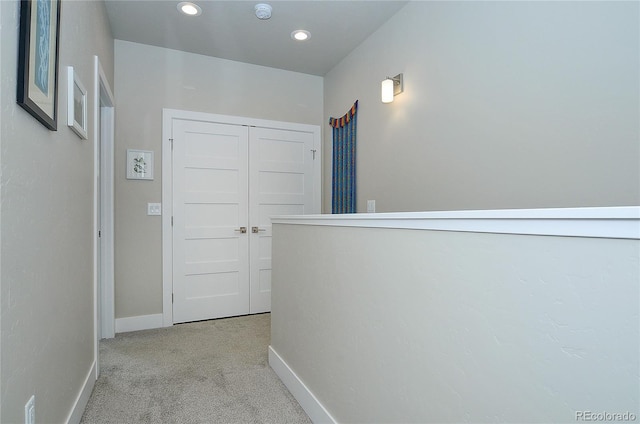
[{"left": 81, "top": 314, "right": 310, "bottom": 423}]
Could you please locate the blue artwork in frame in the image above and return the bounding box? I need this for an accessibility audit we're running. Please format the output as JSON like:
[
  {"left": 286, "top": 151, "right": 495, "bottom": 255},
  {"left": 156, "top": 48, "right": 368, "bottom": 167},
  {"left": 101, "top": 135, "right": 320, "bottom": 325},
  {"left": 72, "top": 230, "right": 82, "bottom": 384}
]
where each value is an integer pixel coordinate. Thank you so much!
[
  {"left": 34, "top": 0, "right": 52, "bottom": 95},
  {"left": 17, "top": 0, "right": 61, "bottom": 130}
]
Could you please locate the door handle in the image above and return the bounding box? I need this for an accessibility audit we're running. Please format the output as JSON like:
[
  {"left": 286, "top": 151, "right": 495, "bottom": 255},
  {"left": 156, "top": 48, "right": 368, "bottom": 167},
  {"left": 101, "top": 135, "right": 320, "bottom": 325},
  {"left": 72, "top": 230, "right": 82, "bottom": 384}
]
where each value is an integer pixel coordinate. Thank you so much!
[
  {"left": 234, "top": 226, "right": 247, "bottom": 234},
  {"left": 252, "top": 226, "right": 266, "bottom": 233}
]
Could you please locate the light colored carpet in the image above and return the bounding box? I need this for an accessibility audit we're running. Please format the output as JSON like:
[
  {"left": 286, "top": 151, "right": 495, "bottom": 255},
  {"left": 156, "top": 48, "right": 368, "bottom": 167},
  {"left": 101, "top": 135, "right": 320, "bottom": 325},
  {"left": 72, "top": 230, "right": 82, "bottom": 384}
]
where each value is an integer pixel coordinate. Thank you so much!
[{"left": 81, "top": 313, "right": 311, "bottom": 424}]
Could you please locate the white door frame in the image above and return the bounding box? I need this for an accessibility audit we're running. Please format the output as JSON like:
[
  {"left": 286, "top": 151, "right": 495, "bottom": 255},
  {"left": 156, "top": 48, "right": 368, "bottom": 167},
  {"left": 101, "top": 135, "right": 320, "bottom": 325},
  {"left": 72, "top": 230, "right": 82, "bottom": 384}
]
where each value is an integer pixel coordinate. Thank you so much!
[
  {"left": 93, "top": 56, "right": 115, "bottom": 378},
  {"left": 161, "top": 108, "right": 321, "bottom": 326}
]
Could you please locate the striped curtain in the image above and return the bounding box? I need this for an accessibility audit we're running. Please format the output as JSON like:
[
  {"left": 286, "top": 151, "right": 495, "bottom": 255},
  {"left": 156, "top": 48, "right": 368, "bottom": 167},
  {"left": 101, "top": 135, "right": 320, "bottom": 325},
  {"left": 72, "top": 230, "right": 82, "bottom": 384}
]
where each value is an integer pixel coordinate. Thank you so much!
[{"left": 329, "top": 100, "right": 358, "bottom": 214}]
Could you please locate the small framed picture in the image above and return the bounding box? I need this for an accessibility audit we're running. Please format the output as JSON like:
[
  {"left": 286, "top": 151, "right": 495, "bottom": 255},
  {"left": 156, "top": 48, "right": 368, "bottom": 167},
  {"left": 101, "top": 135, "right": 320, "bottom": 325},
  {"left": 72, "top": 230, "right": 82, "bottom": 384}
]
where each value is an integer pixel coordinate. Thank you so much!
[
  {"left": 127, "top": 149, "right": 154, "bottom": 180},
  {"left": 67, "top": 66, "right": 87, "bottom": 139}
]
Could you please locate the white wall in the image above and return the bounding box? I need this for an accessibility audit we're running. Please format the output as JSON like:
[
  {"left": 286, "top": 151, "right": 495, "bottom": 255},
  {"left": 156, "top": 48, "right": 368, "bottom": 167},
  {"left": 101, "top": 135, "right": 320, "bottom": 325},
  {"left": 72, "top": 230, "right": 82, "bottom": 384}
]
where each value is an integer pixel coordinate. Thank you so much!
[
  {"left": 113, "top": 40, "right": 323, "bottom": 320},
  {"left": 270, "top": 214, "right": 639, "bottom": 422},
  {"left": 0, "top": 1, "right": 114, "bottom": 422},
  {"left": 324, "top": 1, "right": 639, "bottom": 213}
]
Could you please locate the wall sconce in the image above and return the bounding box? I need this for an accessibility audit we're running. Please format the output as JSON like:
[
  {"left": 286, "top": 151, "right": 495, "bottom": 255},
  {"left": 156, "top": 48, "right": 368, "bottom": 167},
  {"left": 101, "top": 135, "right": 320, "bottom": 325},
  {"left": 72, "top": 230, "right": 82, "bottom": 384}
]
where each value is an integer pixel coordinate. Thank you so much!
[{"left": 381, "top": 73, "right": 403, "bottom": 103}]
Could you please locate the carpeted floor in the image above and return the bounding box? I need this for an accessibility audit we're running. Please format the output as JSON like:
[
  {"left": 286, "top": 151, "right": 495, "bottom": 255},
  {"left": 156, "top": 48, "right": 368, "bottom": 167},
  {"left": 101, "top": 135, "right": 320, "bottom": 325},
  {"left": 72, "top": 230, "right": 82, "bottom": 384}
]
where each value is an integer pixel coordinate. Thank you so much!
[{"left": 81, "top": 313, "right": 311, "bottom": 423}]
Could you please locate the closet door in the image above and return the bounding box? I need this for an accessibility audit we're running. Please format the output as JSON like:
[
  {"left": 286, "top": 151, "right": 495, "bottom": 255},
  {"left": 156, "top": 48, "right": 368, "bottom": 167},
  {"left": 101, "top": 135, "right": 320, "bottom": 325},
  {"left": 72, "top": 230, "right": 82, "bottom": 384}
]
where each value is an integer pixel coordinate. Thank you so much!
[
  {"left": 249, "top": 127, "right": 316, "bottom": 313},
  {"left": 172, "top": 119, "right": 250, "bottom": 323}
]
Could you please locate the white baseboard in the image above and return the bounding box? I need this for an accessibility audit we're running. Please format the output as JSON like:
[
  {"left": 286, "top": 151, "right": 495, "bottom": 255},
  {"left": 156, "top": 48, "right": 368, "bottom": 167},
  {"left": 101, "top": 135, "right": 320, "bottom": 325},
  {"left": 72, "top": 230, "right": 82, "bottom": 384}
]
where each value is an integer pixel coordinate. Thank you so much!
[
  {"left": 66, "top": 360, "right": 96, "bottom": 424},
  {"left": 268, "top": 346, "right": 337, "bottom": 424},
  {"left": 115, "top": 313, "right": 164, "bottom": 333}
]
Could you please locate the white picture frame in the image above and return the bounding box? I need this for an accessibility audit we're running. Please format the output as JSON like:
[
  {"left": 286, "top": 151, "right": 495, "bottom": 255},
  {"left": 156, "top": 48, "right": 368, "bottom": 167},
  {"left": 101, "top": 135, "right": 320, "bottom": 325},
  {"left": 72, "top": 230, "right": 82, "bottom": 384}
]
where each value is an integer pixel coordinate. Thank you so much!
[
  {"left": 67, "top": 66, "right": 88, "bottom": 139},
  {"left": 126, "top": 149, "right": 154, "bottom": 180}
]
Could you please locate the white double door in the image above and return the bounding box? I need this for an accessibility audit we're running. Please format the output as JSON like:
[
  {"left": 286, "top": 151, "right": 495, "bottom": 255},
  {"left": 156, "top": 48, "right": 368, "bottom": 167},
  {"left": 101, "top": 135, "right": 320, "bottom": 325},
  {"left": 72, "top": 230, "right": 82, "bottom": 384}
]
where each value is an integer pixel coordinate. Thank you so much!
[{"left": 171, "top": 117, "right": 317, "bottom": 323}]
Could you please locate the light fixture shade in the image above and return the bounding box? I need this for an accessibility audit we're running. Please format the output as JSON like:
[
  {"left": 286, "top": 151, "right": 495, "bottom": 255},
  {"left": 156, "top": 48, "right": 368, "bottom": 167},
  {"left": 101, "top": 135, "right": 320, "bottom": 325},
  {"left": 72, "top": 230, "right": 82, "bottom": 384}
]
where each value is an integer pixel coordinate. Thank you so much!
[{"left": 381, "top": 78, "right": 394, "bottom": 103}]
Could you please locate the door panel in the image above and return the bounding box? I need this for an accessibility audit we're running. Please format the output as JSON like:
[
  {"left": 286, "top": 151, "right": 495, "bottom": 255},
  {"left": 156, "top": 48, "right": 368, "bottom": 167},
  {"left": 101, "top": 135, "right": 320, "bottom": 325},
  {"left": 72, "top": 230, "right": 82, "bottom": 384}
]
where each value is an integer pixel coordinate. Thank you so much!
[
  {"left": 173, "top": 120, "right": 249, "bottom": 323},
  {"left": 249, "top": 127, "right": 315, "bottom": 313}
]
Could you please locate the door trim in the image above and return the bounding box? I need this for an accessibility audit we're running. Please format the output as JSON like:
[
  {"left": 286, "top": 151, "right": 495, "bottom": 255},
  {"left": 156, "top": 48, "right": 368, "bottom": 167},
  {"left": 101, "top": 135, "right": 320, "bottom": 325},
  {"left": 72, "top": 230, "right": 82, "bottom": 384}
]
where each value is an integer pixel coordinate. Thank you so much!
[
  {"left": 93, "top": 56, "right": 115, "bottom": 376},
  {"left": 161, "top": 108, "right": 321, "bottom": 326}
]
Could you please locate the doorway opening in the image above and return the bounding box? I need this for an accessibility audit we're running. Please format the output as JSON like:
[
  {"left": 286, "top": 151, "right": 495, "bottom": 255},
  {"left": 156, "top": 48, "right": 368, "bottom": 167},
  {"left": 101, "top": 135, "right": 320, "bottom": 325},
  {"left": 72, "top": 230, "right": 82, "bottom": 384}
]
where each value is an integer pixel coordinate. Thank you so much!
[{"left": 93, "top": 56, "right": 115, "bottom": 377}]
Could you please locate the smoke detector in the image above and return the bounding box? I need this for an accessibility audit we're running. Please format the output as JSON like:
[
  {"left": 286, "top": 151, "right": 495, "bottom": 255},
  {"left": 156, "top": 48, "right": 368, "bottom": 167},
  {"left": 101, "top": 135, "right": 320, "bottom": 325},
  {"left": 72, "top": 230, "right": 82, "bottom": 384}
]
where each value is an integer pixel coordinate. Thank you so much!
[{"left": 255, "top": 3, "right": 272, "bottom": 20}]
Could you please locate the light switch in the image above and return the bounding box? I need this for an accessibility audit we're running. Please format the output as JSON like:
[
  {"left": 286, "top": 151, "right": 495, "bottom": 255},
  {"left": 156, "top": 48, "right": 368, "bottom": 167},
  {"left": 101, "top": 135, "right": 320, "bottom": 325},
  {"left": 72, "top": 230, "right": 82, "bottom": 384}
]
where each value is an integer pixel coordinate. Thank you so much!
[
  {"left": 147, "top": 203, "right": 162, "bottom": 216},
  {"left": 367, "top": 200, "right": 376, "bottom": 213}
]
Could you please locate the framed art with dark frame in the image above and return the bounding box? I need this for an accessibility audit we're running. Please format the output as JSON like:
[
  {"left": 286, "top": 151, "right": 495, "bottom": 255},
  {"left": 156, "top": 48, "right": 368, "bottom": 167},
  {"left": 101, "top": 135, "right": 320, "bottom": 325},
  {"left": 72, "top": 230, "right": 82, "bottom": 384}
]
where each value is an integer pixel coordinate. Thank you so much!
[{"left": 17, "top": 0, "right": 62, "bottom": 130}]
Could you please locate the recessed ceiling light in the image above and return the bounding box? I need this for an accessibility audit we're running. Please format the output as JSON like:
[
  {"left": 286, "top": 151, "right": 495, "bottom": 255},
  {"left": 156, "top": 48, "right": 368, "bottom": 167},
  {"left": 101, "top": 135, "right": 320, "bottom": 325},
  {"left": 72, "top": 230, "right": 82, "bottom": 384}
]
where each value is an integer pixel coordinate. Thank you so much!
[
  {"left": 291, "top": 30, "right": 310, "bottom": 41},
  {"left": 177, "top": 2, "right": 201, "bottom": 16}
]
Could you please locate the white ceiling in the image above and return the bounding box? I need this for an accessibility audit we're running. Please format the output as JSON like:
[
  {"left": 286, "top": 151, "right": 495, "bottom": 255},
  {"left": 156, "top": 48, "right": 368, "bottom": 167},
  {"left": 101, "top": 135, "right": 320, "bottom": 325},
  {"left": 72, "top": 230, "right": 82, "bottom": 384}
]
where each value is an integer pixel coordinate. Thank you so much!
[{"left": 104, "top": 0, "right": 408, "bottom": 76}]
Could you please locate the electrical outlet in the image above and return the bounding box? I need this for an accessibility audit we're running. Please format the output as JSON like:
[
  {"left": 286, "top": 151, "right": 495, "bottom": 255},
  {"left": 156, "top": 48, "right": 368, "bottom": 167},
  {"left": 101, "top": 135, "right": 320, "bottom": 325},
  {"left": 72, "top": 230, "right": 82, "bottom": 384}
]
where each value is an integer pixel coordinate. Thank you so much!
[
  {"left": 25, "top": 395, "right": 35, "bottom": 424},
  {"left": 367, "top": 200, "right": 376, "bottom": 213}
]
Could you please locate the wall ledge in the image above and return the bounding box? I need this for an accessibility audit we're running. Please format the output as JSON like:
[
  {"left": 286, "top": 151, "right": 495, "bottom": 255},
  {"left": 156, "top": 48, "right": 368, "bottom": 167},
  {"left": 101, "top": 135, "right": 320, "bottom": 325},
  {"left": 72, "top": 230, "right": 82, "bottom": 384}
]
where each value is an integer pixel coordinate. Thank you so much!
[{"left": 272, "top": 206, "right": 640, "bottom": 239}]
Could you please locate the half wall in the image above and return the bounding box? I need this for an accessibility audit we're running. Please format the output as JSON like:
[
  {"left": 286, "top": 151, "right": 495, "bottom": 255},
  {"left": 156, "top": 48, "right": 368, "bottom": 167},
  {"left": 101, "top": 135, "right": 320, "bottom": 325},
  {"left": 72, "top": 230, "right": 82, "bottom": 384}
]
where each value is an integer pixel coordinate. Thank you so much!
[{"left": 270, "top": 207, "right": 639, "bottom": 423}]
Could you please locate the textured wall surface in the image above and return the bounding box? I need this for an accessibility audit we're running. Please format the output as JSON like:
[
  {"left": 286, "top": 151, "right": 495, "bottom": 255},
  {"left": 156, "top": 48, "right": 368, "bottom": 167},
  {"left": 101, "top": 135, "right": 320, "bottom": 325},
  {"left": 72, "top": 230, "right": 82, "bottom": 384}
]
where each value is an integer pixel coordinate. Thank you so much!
[
  {"left": 113, "top": 41, "right": 323, "bottom": 319},
  {"left": 0, "top": 1, "right": 113, "bottom": 421},
  {"left": 272, "top": 223, "right": 639, "bottom": 422},
  {"left": 324, "top": 1, "right": 639, "bottom": 212}
]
